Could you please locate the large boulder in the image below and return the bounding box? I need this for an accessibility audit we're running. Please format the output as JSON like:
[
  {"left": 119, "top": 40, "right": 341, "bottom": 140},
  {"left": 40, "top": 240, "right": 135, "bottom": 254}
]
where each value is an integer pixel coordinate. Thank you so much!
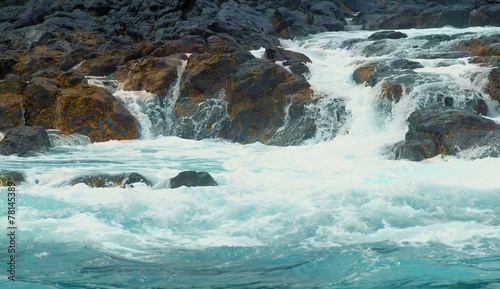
[
  {"left": 54, "top": 84, "right": 139, "bottom": 142},
  {"left": 222, "top": 58, "right": 315, "bottom": 144},
  {"left": 0, "top": 125, "right": 52, "bottom": 156},
  {"left": 169, "top": 171, "right": 217, "bottom": 188},
  {"left": 69, "top": 172, "right": 152, "bottom": 188},
  {"left": 392, "top": 109, "right": 500, "bottom": 161},
  {"left": 470, "top": 1, "right": 500, "bottom": 26}
]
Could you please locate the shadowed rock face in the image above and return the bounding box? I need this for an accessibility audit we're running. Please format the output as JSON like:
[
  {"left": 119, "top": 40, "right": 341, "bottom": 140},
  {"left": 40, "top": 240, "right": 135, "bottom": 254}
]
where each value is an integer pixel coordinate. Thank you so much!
[
  {"left": 391, "top": 109, "right": 500, "bottom": 161},
  {"left": 0, "top": 126, "right": 52, "bottom": 156},
  {"left": 169, "top": 171, "right": 217, "bottom": 188}
]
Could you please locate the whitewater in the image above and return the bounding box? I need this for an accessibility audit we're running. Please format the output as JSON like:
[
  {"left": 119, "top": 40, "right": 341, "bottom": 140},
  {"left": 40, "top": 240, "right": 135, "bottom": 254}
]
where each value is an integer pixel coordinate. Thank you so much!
[{"left": 1, "top": 26, "right": 500, "bottom": 288}]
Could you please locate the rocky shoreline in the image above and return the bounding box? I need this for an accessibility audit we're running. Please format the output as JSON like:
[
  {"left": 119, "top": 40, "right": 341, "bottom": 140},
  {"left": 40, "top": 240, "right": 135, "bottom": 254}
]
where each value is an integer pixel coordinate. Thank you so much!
[{"left": 1, "top": 0, "right": 499, "bottom": 161}]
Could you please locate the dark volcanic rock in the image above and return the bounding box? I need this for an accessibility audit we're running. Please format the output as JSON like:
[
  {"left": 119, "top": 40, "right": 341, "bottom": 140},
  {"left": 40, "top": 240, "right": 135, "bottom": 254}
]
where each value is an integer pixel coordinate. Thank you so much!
[
  {"left": 368, "top": 31, "right": 408, "bottom": 40},
  {"left": 470, "top": 1, "right": 500, "bottom": 26},
  {"left": 352, "top": 0, "right": 482, "bottom": 30},
  {"left": 0, "top": 171, "right": 26, "bottom": 186},
  {"left": 0, "top": 56, "right": 18, "bottom": 79},
  {"left": 169, "top": 171, "right": 217, "bottom": 188},
  {"left": 223, "top": 58, "right": 314, "bottom": 144},
  {"left": 392, "top": 108, "right": 500, "bottom": 161},
  {"left": 0, "top": 126, "right": 52, "bottom": 156},
  {"left": 70, "top": 172, "right": 152, "bottom": 188},
  {"left": 54, "top": 85, "right": 139, "bottom": 142}
]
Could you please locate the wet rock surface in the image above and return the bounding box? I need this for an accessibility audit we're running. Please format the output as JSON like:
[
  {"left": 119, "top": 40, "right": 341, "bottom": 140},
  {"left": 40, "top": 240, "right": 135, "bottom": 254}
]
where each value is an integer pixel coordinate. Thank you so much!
[
  {"left": 69, "top": 172, "right": 153, "bottom": 188},
  {"left": 169, "top": 171, "right": 217, "bottom": 188},
  {"left": 392, "top": 109, "right": 500, "bottom": 161},
  {"left": 0, "top": 125, "right": 52, "bottom": 156}
]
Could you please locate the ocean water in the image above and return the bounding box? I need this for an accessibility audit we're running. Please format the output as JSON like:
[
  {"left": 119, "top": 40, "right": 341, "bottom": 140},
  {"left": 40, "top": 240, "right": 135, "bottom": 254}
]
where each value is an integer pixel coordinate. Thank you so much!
[{"left": 1, "top": 27, "right": 500, "bottom": 288}]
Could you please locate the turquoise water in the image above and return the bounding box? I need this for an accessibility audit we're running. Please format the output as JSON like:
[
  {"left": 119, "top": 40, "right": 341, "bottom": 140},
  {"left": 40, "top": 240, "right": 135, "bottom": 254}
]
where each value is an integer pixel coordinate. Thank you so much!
[
  {"left": 1, "top": 137, "right": 500, "bottom": 288},
  {"left": 2, "top": 27, "right": 500, "bottom": 288}
]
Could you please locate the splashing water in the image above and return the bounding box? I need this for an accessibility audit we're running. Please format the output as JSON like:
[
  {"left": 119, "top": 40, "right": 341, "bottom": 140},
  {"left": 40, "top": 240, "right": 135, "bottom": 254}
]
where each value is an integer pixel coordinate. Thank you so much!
[{"left": 1, "top": 27, "right": 500, "bottom": 288}]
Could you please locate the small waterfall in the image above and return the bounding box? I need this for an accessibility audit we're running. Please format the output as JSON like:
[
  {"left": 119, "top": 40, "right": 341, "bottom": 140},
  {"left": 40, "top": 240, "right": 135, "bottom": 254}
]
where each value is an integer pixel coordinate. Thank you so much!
[
  {"left": 113, "top": 90, "right": 157, "bottom": 139},
  {"left": 279, "top": 27, "right": 500, "bottom": 149},
  {"left": 165, "top": 59, "right": 187, "bottom": 133}
]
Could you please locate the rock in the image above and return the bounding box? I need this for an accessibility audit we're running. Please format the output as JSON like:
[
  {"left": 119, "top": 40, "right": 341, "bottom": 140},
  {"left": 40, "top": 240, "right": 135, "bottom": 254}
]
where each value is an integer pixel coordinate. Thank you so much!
[
  {"left": 353, "top": 64, "right": 377, "bottom": 84},
  {"left": 54, "top": 84, "right": 139, "bottom": 142},
  {"left": 149, "top": 36, "right": 208, "bottom": 57},
  {"left": 0, "top": 93, "right": 23, "bottom": 130},
  {"left": 0, "top": 171, "right": 26, "bottom": 186},
  {"left": 271, "top": 7, "right": 315, "bottom": 39},
  {"left": 69, "top": 172, "right": 152, "bottom": 188},
  {"left": 173, "top": 51, "right": 255, "bottom": 139},
  {"left": 0, "top": 73, "right": 24, "bottom": 94},
  {"left": 264, "top": 47, "right": 311, "bottom": 76},
  {"left": 485, "top": 67, "right": 500, "bottom": 102},
  {"left": 114, "top": 56, "right": 182, "bottom": 95},
  {"left": 0, "top": 55, "right": 18, "bottom": 79},
  {"left": 75, "top": 55, "right": 121, "bottom": 76},
  {"left": 223, "top": 58, "right": 315, "bottom": 144},
  {"left": 390, "top": 59, "right": 424, "bottom": 70},
  {"left": 207, "top": 34, "right": 244, "bottom": 54},
  {"left": 169, "top": 171, "right": 217, "bottom": 188},
  {"left": 22, "top": 77, "right": 59, "bottom": 125},
  {"left": 457, "top": 36, "right": 500, "bottom": 59},
  {"left": 0, "top": 125, "right": 52, "bottom": 156},
  {"left": 14, "top": 45, "right": 66, "bottom": 77},
  {"left": 264, "top": 47, "right": 311, "bottom": 63},
  {"left": 470, "top": 2, "right": 500, "bottom": 26},
  {"left": 368, "top": 31, "right": 408, "bottom": 40},
  {"left": 392, "top": 108, "right": 500, "bottom": 161},
  {"left": 352, "top": 2, "right": 475, "bottom": 30},
  {"left": 178, "top": 51, "right": 255, "bottom": 102},
  {"left": 210, "top": 0, "right": 275, "bottom": 49}
]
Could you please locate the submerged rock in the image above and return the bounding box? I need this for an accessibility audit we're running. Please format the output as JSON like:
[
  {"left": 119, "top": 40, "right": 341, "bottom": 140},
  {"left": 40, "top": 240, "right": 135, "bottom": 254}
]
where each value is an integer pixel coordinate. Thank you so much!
[
  {"left": 69, "top": 172, "right": 152, "bottom": 188},
  {"left": 392, "top": 108, "right": 500, "bottom": 161},
  {"left": 0, "top": 125, "right": 52, "bottom": 156},
  {"left": 169, "top": 171, "right": 217, "bottom": 189},
  {"left": 0, "top": 171, "right": 26, "bottom": 186}
]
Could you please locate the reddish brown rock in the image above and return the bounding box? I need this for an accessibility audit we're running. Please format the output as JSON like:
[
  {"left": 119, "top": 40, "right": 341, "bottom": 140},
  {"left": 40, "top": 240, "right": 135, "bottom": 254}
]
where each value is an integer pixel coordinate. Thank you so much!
[
  {"left": 207, "top": 34, "right": 243, "bottom": 54},
  {"left": 54, "top": 84, "right": 139, "bottom": 142},
  {"left": 114, "top": 56, "right": 182, "bottom": 95}
]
